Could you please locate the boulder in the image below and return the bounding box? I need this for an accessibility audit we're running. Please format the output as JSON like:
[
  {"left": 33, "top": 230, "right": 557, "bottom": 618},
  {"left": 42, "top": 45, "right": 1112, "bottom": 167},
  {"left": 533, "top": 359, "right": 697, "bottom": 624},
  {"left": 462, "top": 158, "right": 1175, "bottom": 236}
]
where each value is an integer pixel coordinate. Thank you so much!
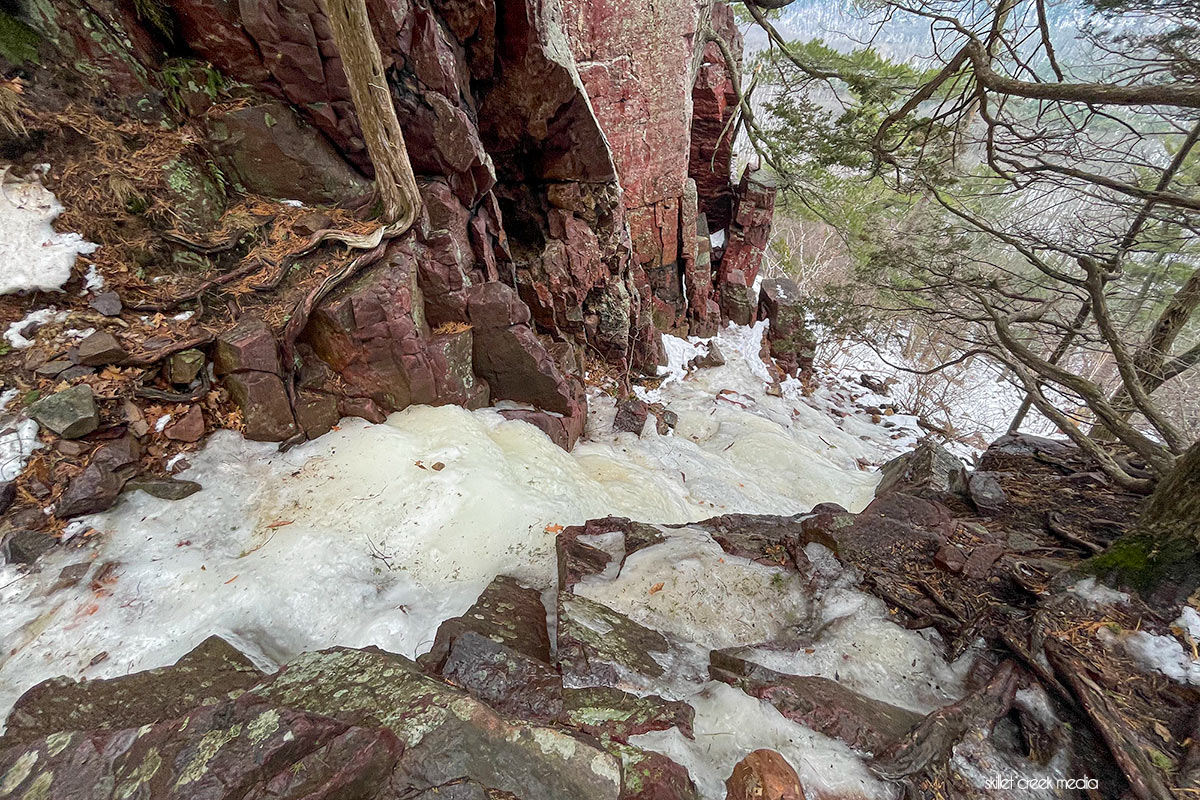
[
  {"left": 709, "top": 651, "right": 921, "bottom": 755},
  {"left": 614, "top": 397, "right": 650, "bottom": 435},
  {"left": 224, "top": 371, "right": 299, "bottom": 442},
  {"left": 213, "top": 316, "right": 280, "bottom": 376},
  {"left": 725, "top": 750, "right": 805, "bottom": 800},
  {"left": 2, "top": 636, "right": 263, "bottom": 745},
  {"left": 251, "top": 647, "right": 624, "bottom": 800},
  {"left": 718, "top": 273, "right": 755, "bottom": 326},
  {"left": 75, "top": 330, "right": 128, "bottom": 366},
  {"left": 420, "top": 575, "right": 562, "bottom": 723},
  {"left": 0, "top": 693, "right": 401, "bottom": 799},
  {"left": 875, "top": 440, "right": 968, "bottom": 501},
  {"left": 28, "top": 385, "right": 99, "bottom": 439},
  {"left": 758, "top": 278, "right": 815, "bottom": 377},
  {"left": 557, "top": 594, "right": 672, "bottom": 687},
  {"left": 204, "top": 102, "right": 370, "bottom": 206},
  {"left": 563, "top": 686, "right": 695, "bottom": 742}
]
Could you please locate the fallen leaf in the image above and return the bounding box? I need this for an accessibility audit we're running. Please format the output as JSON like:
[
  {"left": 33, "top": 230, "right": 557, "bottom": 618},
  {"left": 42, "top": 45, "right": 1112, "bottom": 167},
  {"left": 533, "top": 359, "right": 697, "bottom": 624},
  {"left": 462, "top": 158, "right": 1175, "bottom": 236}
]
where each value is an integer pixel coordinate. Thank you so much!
[
  {"left": 266, "top": 520, "right": 294, "bottom": 530},
  {"left": 432, "top": 462, "right": 445, "bottom": 471},
  {"left": 1154, "top": 722, "right": 1173, "bottom": 743},
  {"left": 224, "top": 575, "right": 238, "bottom": 584},
  {"left": 545, "top": 523, "right": 564, "bottom": 533},
  {"left": 649, "top": 582, "right": 664, "bottom": 595}
]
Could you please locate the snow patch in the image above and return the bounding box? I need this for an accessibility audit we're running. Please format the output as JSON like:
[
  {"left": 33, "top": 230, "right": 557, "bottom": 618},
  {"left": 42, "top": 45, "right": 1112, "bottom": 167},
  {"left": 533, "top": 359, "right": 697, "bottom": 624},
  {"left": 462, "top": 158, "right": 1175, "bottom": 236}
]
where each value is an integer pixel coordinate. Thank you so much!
[
  {"left": 4, "top": 309, "right": 68, "bottom": 350},
  {"left": 1120, "top": 629, "right": 1200, "bottom": 685},
  {"left": 0, "top": 175, "right": 97, "bottom": 295},
  {"left": 0, "top": 418, "right": 40, "bottom": 482},
  {"left": 1068, "top": 578, "right": 1130, "bottom": 607}
]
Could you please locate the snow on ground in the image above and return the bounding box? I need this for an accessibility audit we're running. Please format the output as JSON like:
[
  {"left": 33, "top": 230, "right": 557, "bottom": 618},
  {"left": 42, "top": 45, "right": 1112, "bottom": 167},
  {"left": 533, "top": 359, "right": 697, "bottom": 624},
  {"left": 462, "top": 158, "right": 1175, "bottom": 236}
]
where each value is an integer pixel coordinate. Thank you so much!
[
  {"left": 1109, "top": 606, "right": 1200, "bottom": 686},
  {"left": 0, "top": 173, "right": 96, "bottom": 295}
]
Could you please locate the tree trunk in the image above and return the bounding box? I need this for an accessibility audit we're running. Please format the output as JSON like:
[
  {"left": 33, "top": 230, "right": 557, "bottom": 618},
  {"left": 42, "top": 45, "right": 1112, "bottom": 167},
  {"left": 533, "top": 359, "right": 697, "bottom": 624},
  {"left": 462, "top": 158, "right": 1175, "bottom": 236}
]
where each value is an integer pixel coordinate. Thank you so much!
[
  {"left": 1090, "top": 439, "right": 1200, "bottom": 604},
  {"left": 322, "top": 0, "right": 419, "bottom": 225},
  {"left": 1091, "top": 265, "right": 1200, "bottom": 441}
]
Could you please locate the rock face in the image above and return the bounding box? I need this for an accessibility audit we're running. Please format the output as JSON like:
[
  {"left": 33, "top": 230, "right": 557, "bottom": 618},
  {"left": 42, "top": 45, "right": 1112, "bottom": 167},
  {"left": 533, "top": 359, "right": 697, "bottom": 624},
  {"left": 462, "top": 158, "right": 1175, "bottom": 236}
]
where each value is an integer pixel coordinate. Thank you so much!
[
  {"left": 21, "top": 0, "right": 772, "bottom": 450},
  {"left": 758, "top": 278, "right": 815, "bottom": 377},
  {"left": 719, "top": 169, "right": 778, "bottom": 323}
]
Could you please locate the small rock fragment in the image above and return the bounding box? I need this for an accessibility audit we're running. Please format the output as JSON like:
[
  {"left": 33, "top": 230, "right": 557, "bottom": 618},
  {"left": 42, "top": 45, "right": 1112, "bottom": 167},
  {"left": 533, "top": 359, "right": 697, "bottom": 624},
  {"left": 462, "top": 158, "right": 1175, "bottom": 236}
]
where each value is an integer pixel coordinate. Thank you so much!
[
  {"left": 166, "top": 349, "right": 205, "bottom": 386},
  {"left": 967, "top": 471, "right": 1007, "bottom": 510},
  {"left": 34, "top": 360, "right": 72, "bottom": 377},
  {"left": 689, "top": 341, "right": 726, "bottom": 369},
  {"left": 725, "top": 749, "right": 805, "bottom": 800},
  {"left": 29, "top": 385, "right": 100, "bottom": 439},
  {"left": 165, "top": 406, "right": 205, "bottom": 443},
  {"left": 88, "top": 291, "right": 123, "bottom": 317},
  {"left": 76, "top": 330, "right": 128, "bottom": 366},
  {"left": 57, "top": 462, "right": 126, "bottom": 517},
  {"left": 613, "top": 397, "right": 650, "bottom": 435},
  {"left": 124, "top": 477, "right": 202, "bottom": 500}
]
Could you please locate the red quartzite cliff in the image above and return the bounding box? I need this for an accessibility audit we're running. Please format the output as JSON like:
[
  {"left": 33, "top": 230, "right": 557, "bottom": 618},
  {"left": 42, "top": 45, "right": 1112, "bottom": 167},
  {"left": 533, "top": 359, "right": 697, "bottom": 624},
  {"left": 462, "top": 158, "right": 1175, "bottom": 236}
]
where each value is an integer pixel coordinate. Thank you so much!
[{"left": 11, "top": 0, "right": 774, "bottom": 448}]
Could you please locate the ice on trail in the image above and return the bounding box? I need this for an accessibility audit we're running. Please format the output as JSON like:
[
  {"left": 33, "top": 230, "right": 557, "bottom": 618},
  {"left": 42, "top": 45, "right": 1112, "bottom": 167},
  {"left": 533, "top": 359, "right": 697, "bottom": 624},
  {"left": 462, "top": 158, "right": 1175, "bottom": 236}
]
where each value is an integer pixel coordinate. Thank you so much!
[
  {"left": 0, "top": 173, "right": 97, "bottom": 295},
  {"left": 631, "top": 682, "right": 891, "bottom": 800},
  {"left": 0, "top": 323, "right": 954, "bottom": 796}
]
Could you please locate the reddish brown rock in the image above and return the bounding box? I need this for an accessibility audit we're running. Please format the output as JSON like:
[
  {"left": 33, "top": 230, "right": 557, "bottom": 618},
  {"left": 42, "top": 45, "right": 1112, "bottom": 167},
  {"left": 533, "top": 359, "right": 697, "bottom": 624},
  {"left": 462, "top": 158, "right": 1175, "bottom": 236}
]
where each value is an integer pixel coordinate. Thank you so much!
[
  {"left": 76, "top": 330, "right": 128, "bottom": 366},
  {"left": 214, "top": 316, "right": 280, "bottom": 377},
  {"left": 165, "top": 405, "right": 205, "bottom": 443},
  {"left": 420, "top": 575, "right": 562, "bottom": 723},
  {"left": 613, "top": 397, "right": 650, "bottom": 435},
  {"left": 725, "top": 750, "right": 806, "bottom": 800},
  {"left": 224, "top": 371, "right": 299, "bottom": 442},
  {"left": 720, "top": 168, "right": 777, "bottom": 289}
]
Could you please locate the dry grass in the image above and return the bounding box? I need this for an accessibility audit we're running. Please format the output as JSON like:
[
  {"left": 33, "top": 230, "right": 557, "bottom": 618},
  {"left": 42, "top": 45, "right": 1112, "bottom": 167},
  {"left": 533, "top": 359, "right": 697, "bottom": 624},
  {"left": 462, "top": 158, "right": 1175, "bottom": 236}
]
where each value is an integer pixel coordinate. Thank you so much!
[{"left": 0, "top": 79, "right": 26, "bottom": 137}]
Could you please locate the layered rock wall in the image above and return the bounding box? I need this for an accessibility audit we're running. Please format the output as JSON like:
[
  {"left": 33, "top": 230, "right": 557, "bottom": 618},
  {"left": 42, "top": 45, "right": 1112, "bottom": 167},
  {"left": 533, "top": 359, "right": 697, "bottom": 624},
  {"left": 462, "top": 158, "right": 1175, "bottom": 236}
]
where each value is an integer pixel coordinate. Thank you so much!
[{"left": 16, "top": 0, "right": 770, "bottom": 450}]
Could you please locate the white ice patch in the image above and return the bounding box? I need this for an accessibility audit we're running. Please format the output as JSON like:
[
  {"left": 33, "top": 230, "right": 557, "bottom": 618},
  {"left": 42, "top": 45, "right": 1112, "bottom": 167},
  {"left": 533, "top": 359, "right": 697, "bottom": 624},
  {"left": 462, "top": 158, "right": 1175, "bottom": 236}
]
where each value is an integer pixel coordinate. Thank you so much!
[
  {"left": 4, "top": 309, "right": 68, "bottom": 350},
  {"left": 0, "top": 418, "right": 40, "bottom": 482},
  {"left": 576, "top": 528, "right": 811, "bottom": 650},
  {"left": 1178, "top": 606, "right": 1200, "bottom": 641},
  {"left": 1067, "top": 577, "right": 1130, "bottom": 607},
  {"left": 1120, "top": 629, "right": 1200, "bottom": 686},
  {"left": 0, "top": 175, "right": 97, "bottom": 295},
  {"left": 81, "top": 264, "right": 104, "bottom": 294},
  {"left": 605, "top": 323, "right": 884, "bottom": 516},
  {"left": 630, "top": 682, "right": 891, "bottom": 800}
]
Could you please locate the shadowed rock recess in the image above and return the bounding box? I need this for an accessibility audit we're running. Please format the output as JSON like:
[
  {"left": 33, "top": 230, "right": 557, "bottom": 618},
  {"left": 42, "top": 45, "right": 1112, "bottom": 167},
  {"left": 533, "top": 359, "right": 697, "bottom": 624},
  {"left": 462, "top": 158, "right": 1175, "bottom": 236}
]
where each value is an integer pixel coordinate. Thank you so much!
[{"left": 17, "top": 0, "right": 772, "bottom": 450}]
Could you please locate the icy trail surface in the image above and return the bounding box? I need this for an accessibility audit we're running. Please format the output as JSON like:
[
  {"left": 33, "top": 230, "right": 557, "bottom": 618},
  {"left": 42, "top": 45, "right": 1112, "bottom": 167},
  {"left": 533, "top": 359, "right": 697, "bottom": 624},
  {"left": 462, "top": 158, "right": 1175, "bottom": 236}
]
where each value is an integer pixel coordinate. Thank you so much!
[{"left": 0, "top": 324, "right": 952, "bottom": 797}]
